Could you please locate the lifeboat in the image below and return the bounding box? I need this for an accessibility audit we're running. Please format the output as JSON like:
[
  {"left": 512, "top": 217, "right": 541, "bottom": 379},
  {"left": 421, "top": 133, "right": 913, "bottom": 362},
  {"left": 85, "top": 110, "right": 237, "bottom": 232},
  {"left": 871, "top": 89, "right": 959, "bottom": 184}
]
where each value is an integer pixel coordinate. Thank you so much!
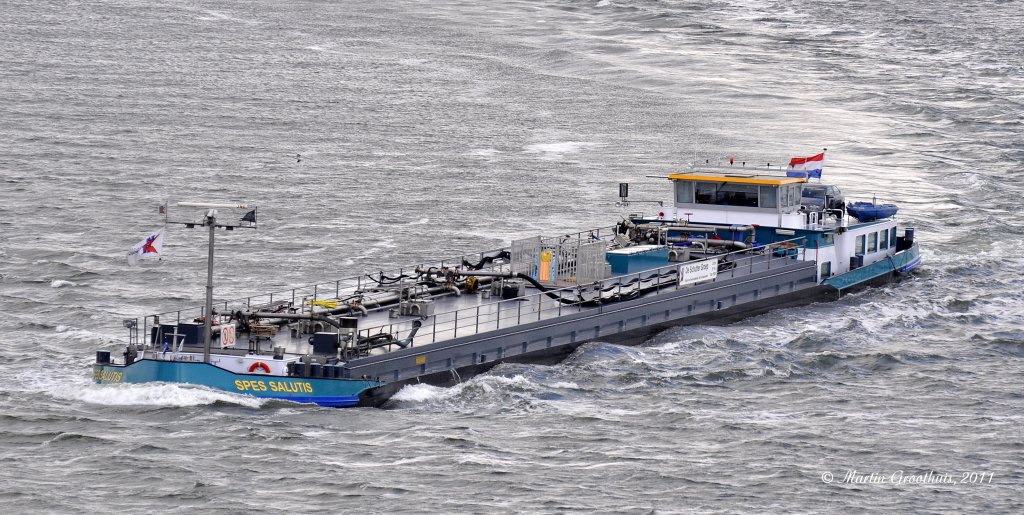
[{"left": 847, "top": 201, "right": 898, "bottom": 222}]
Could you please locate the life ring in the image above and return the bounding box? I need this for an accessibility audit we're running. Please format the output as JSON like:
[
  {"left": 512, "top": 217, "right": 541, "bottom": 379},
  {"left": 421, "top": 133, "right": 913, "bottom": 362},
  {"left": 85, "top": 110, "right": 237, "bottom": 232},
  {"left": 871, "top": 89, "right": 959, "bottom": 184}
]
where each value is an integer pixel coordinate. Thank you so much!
[{"left": 248, "top": 361, "right": 271, "bottom": 374}]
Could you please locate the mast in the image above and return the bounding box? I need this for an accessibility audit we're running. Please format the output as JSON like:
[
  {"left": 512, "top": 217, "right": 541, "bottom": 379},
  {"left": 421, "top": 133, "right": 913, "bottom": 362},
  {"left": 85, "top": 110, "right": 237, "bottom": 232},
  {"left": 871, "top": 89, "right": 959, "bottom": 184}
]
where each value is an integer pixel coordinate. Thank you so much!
[
  {"left": 203, "top": 209, "right": 216, "bottom": 363},
  {"left": 168, "top": 202, "right": 258, "bottom": 363}
]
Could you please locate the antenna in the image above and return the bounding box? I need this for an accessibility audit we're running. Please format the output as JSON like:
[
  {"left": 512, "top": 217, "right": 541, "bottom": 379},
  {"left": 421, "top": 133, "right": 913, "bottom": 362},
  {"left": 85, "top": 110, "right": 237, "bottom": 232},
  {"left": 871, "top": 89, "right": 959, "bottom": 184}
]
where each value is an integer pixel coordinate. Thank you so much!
[{"left": 614, "top": 183, "right": 664, "bottom": 210}]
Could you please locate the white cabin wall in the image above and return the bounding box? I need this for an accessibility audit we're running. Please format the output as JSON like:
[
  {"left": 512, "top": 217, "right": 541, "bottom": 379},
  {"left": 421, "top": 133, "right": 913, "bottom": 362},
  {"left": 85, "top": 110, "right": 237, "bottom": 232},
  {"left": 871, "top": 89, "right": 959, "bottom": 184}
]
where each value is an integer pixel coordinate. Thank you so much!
[
  {"left": 666, "top": 206, "right": 805, "bottom": 228},
  {"left": 834, "top": 220, "right": 899, "bottom": 274}
]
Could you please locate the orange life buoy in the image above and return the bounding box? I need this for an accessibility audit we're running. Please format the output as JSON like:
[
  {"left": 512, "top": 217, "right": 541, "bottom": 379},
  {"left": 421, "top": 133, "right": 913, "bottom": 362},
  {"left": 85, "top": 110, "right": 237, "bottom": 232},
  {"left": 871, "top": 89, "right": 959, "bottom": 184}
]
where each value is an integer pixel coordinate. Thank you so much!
[{"left": 248, "top": 361, "right": 271, "bottom": 374}]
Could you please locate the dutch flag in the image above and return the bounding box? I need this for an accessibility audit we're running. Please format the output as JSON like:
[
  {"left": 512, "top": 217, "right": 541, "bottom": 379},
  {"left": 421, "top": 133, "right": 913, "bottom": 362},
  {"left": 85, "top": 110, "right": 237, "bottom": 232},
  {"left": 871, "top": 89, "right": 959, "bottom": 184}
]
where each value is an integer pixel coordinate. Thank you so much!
[{"left": 787, "top": 152, "right": 825, "bottom": 179}]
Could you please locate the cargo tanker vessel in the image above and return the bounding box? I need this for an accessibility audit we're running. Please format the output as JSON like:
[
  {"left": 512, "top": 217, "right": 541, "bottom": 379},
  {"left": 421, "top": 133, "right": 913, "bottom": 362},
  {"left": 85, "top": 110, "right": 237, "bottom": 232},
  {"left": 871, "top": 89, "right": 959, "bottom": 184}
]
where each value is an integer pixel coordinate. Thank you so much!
[{"left": 94, "top": 168, "right": 920, "bottom": 407}]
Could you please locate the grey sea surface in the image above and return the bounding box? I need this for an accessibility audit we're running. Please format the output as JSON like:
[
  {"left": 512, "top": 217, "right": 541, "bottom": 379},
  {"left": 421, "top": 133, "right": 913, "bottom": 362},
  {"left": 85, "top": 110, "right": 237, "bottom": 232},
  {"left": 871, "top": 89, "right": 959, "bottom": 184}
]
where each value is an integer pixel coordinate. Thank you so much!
[{"left": 1, "top": 0, "right": 1022, "bottom": 512}]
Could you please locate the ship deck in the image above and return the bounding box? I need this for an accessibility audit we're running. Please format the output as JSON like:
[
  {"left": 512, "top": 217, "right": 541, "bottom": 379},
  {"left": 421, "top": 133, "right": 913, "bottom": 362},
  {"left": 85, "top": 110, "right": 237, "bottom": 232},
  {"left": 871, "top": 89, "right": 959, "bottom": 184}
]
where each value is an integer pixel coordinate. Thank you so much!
[
  {"left": 138, "top": 239, "right": 815, "bottom": 361},
  {"left": 361, "top": 248, "right": 805, "bottom": 350}
]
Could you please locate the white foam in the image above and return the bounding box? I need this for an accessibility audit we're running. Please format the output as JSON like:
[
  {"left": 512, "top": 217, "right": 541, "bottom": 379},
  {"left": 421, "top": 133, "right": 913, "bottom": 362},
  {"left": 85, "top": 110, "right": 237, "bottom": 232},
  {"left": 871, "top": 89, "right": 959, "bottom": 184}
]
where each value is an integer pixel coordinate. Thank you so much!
[
  {"left": 306, "top": 45, "right": 342, "bottom": 55},
  {"left": 524, "top": 141, "right": 598, "bottom": 154},
  {"left": 50, "top": 279, "right": 76, "bottom": 288},
  {"left": 391, "top": 374, "right": 539, "bottom": 404},
  {"left": 468, "top": 148, "right": 501, "bottom": 157},
  {"left": 53, "top": 382, "right": 265, "bottom": 408},
  {"left": 391, "top": 383, "right": 451, "bottom": 402},
  {"left": 477, "top": 373, "right": 538, "bottom": 389},
  {"left": 52, "top": 325, "right": 117, "bottom": 347},
  {"left": 546, "top": 381, "right": 580, "bottom": 389},
  {"left": 196, "top": 10, "right": 256, "bottom": 25}
]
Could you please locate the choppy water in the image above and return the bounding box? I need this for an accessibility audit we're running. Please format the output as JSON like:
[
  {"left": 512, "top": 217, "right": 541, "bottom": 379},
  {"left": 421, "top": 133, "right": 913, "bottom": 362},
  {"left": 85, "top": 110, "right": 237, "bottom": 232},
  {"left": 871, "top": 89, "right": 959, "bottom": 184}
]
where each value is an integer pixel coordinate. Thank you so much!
[{"left": 1, "top": 0, "right": 1022, "bottom": 512}]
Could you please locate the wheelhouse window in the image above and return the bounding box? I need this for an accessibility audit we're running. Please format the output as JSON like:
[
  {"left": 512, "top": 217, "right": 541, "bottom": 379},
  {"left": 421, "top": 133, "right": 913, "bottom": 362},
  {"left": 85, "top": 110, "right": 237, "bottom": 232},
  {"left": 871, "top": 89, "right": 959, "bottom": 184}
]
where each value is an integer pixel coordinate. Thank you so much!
[
  {"left": 718, "top": 184, "right": 759, "bottom": 207},
  {"left": 759, "top": 186, "right": 777, "bottom": 208},
  {"left": 693, "top": 182, "right": 760, "bottom": 207},
  {"left": 880, "top": 229, "right": 890, "bottom": 250},
  {"left": 868, "top": 232, "right": 878, "bottom": 253},
  {"left": 675, "top": 181, "right": 694, "bottom": 204},
  {"left": 855, "top": 235, "right": 865, "bottom": 255},
  {"left": 779, "top": 184, "right": 800, "bottom": 208},
  {"left": 695, "top": 182, "right": 717, "bottom": 204},
  {"left": 891, "top": 230, "right": 898, "bottom": 248}
]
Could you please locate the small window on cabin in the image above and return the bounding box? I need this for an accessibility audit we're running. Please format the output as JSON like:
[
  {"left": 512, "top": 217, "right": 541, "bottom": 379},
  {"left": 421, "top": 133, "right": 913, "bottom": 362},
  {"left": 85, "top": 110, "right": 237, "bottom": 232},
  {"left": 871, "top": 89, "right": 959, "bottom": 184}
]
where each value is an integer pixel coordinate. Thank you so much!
[
  {"left": 880, "top": 229, "right": 889, "bottom": 250},
  {"left": 675, "top": 181, "right": 694, "bottom": 204},
  {"left": 820, "top": 261, "right": 832, "bottom": 278},
  {"left": 695, "top": 182, "right": 717, "bottom": 204},
  {"left": 855, "top": 235, "right": 865, "bottom": 255},
  {"left": 759, "top": 186, "right": 777, "bottom": 208},
  {"left": 891, "top": 230, "right": 898, "bottom": 248},
  {"left": 825, "top": 233, "right": 835, "bottom": 244},
  {"left": 868, "top": 232, "right": 878, "bottom": 253}
]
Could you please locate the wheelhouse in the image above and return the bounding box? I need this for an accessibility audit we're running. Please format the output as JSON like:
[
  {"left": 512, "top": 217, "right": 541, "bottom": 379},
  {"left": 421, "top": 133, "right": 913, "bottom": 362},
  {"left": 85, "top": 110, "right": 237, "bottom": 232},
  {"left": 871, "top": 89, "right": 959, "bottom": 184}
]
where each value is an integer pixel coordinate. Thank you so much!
[{"left": 667, "top": 172, "right": 808, "bottom": 228}]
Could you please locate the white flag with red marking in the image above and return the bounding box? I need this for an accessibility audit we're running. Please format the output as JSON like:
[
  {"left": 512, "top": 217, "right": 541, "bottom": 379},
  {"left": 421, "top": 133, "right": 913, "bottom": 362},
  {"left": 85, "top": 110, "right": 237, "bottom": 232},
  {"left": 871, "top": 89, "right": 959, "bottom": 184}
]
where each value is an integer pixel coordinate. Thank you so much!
[{"left": 127, "top": 228, "right": 164, "bottom": 266}]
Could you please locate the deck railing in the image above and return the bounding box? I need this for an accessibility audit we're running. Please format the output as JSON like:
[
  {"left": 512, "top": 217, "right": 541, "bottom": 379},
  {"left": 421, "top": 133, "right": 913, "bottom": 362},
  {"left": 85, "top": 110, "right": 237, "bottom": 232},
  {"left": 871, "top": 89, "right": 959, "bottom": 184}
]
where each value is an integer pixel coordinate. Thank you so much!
[
  {"left": 355, "top": 236, "right": 811, "bottom": 350},
  {"left": 128, "top": 231, "right": 810, "bottom": 353},
  {"left": 134, "top": 225, "right": 618, "bottom": 345}
]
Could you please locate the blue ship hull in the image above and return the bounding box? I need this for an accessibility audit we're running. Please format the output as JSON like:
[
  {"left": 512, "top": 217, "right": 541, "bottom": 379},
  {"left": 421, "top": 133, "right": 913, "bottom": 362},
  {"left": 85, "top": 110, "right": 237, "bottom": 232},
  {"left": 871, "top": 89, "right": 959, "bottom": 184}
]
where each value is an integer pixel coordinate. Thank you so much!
[
  {"left": 93, "top": 359, "right": 383, "bottom": 407},
  {"left": 824, "top": 243, "right": 921, "bottom": 291}
]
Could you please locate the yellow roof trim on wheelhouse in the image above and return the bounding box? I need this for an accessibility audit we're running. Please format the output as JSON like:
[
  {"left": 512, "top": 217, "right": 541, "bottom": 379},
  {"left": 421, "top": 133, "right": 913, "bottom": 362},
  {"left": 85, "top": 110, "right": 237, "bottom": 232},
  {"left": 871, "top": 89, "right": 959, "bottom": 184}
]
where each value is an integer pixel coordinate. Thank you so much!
[{"left": 667, "top": 173, "right": 807, "bottom": 186}]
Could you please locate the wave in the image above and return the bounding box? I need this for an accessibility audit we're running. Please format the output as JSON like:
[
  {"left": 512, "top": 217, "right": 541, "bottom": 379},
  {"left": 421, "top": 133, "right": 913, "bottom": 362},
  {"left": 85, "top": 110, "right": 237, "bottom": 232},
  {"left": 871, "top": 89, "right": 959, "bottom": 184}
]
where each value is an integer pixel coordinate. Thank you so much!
[
  {"left": 523, "top": 141, "right": 599, "bottom": 154},
  {"left": 49, "top": 382, "right": 265, "bottom": 409}
]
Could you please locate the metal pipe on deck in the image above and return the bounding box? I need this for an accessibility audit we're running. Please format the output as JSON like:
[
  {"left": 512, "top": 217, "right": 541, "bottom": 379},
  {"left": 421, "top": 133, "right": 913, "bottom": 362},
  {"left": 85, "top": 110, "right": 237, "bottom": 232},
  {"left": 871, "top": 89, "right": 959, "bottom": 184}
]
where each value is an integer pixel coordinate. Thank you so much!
[
  {"left": 252, "top": 312, "right": 342, "bottom": 328},
  {"left": 666, "top": 237, "right": 749, "bottom": 249},
  {"left": 451, "top": 270, "right": 515, "bottom": 278},
  {"left": 644, "top": 222, "right": 756, "bottom": 235}
]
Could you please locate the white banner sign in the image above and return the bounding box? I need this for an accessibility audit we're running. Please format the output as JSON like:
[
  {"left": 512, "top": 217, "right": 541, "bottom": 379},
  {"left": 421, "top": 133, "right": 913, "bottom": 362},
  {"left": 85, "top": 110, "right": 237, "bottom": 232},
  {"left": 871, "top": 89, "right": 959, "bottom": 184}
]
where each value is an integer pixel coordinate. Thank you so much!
[{"left": 679, "top": 259, "right": 718, "bottom": 285}]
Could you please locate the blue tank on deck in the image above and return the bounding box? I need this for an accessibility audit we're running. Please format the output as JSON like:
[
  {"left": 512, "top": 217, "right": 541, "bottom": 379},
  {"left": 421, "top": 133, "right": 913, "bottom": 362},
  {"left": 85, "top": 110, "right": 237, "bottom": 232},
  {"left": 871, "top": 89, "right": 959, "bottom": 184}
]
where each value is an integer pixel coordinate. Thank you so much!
[{"left": 606, "top": 245, "right": 670, "bottom": 274}]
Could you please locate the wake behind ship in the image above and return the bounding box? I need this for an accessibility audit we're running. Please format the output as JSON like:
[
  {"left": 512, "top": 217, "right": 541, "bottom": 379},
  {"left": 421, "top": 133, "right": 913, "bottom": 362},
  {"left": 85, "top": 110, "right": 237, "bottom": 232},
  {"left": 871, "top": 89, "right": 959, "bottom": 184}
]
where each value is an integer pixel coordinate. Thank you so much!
[{"left": 95, "top": 165, "right": 921, "bottom": 407}]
